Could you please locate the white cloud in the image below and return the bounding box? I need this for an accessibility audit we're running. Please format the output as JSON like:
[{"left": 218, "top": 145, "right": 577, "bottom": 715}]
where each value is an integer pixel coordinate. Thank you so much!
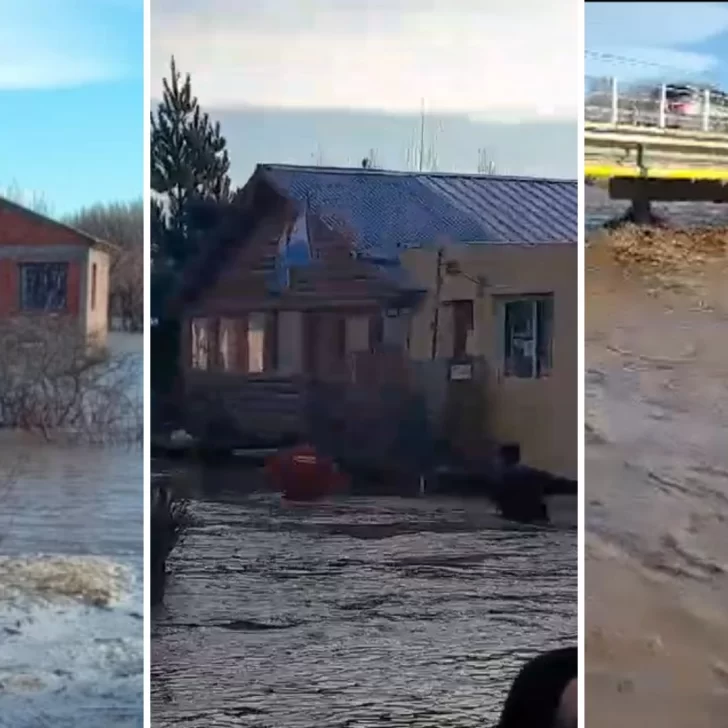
[
  {"left": 0, "top": 1, "right": 138, "bottom": 89},
  {"left": 0, "top": 48, "right": 124, "bottom": 90},
  {"left": 151, "top": 0, "right": 580, "bottom": 121}
]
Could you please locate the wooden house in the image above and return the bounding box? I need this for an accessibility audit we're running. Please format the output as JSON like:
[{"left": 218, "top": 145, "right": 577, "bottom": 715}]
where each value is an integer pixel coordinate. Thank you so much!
[{"left": 174, "top": 164, "right": 577, "bottom": 477}]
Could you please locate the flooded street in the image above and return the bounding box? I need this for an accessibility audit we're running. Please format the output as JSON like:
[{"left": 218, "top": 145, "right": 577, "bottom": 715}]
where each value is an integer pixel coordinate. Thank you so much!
[
  {"left": 585, "top": 198, "right": 728, "bottom": 725},
  {"left": 0, "top": 334, "right": 143, "bottom": 728},
  {"left": 151, "top": 466, "right": 576, "bottom": 727}
]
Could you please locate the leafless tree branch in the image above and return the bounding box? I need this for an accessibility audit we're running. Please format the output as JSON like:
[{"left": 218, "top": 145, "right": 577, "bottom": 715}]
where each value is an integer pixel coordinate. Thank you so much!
[{"left": 0, "top": 319, "right": 141, "bottom": 445}]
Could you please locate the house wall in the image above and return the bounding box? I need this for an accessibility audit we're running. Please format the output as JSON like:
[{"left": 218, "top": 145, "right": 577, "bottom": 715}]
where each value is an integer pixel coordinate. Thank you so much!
[
  {"left": 402, "top": 243, "right": 577, "bottom": 479},
  {"left": 0, "top": 203, "right": 110, "bottom": 344},
  {"left": 177, "top": 197, "right": 417, "bottom": 445},
  {"left": 183, "top": 201, "right": 403, "bottom": 380},
  {"left": 0, "top": 247, "right": 84, "bottom": 319},
  {"left": 85, "top": 247, "right": 110, "bottom": 347},
  {"left": 186, "top": 203, "right": 403, "bottom": 320}
]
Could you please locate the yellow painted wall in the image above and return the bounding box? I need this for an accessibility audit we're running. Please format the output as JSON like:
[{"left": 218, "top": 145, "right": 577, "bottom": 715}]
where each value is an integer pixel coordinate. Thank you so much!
[{"left": 402, "top": 242, "right": 577, "bottom": 478}]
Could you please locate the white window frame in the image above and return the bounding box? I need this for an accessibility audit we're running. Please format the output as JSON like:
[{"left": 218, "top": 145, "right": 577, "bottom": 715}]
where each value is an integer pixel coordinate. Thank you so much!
[{"left": 496, "top": 294, "right": 554, "bottom": 379}]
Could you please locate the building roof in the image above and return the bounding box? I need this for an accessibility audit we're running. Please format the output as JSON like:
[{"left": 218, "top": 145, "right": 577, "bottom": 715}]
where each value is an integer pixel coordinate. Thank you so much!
[
  {"left": 260, "top": 164, "right": 577, "bottom": 260},
  {"left": 0, "top": 196, "right": 115, "bottom": 251}
]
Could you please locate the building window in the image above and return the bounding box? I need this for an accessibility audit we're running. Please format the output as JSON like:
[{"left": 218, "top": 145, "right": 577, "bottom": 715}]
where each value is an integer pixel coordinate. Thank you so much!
[
  {"left": 500, "top": 295, "right": 553, "bottom": 378},
  {"left": 191, "top": 318, "right": 211, "bottom": 370},
  {"left": 192, "top": 315, "right": 279, "bottom": 374},
  {"left": 247, "top": 313, "right": 266, "bottom": 373},
  {"left": 91, "top": 263, "right": 97, "bottom": 311},
  {"left": 218, "top": 318, "right": 239, "bottom": 372},
  {"left": 450, "top": 299, "right": 474, "bottom": 359},
  {"left": 19, "top": 262, "right": 68, "bottom": 312}
]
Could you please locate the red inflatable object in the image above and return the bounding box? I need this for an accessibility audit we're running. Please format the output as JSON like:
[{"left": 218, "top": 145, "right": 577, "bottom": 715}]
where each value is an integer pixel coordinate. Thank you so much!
[{"left": 264, "top": 444, "right": 350, "bottom": 501}]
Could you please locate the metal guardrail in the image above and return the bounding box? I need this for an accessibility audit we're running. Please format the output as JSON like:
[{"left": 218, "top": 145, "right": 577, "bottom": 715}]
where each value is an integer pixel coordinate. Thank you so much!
[{"left": 585, "top": 76, "right": 728, "bottom": 134}]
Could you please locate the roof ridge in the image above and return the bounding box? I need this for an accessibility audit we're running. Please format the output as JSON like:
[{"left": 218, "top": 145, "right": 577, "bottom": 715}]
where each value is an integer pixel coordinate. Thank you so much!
[
  {"left": 258, "top": 163, "right": 576, "bottom": 186},
  {"left": 0, "top": 195, "right": 112, "bottom": 248}
]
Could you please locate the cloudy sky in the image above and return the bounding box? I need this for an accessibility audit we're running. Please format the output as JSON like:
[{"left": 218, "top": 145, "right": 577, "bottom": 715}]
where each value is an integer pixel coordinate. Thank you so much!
[
  {"left": 0, "top": 0, "right": 142, "bottom": 215},
  {"left": 586, "top": 2, "right": 728, "bottom": 86},
  {"left": 151, "top": 0, "right": 580, "bottom": 181},
  {"left": 152, "top": 0, "right": 581, "bottom": 121}
]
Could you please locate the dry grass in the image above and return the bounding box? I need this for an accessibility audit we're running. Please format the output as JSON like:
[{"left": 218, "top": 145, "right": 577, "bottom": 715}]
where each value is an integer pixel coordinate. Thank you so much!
[{"left": 592, "top": 226, "right": 728, "bottom": 288}]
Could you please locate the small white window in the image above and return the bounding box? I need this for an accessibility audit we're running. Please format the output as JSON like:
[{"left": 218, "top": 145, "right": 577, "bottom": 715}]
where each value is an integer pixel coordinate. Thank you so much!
[{"left": 499, "top": 295, "right": 553, "bottom": 378}]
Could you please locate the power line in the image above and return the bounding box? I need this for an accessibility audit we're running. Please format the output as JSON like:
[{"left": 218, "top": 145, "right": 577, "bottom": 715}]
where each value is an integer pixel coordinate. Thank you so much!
[{"left": 585, "top": 49, "right": 715, "bottom": 81}]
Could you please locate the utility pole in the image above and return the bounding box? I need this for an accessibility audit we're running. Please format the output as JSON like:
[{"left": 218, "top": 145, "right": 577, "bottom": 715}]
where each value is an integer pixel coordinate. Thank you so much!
[{"left": 430, "top": 247, "right": 444, "bottom": 359}]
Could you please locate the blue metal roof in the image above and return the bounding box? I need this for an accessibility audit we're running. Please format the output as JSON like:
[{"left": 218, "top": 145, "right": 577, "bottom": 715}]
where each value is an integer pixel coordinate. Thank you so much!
[{"left": 260, "top": 164, "right": 577, "bottom": 261}]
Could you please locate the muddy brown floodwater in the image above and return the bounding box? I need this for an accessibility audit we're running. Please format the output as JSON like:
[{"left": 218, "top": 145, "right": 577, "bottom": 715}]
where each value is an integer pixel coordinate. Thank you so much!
[
  {"left": 151, "top": 464, "right": 576, "bottom": 727},
  {"left": 585, "top": 200, "right": 728, "bottom": 727}
]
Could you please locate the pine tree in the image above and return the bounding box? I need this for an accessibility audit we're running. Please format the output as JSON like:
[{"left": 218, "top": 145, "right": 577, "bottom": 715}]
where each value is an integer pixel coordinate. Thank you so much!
[{"left": 151, "top": 57, "right": 231, "bottom": 269}]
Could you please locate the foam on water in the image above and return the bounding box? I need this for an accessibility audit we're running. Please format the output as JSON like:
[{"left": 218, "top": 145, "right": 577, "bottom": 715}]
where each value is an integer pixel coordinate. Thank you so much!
[
  {"left": 0, "top": 555, "right": 130, "bottom": 606},
  {"left": 0, "top": 556, "right": 142, "bottom": 728}
]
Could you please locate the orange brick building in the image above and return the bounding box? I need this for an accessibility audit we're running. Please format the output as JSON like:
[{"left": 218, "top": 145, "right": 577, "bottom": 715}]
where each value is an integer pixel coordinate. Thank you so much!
[{"left": 0, "top": 197, "right": 113, "bottom": 345}]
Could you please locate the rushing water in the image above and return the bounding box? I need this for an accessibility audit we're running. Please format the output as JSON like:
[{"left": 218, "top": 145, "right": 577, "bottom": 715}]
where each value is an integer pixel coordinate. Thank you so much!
[
  {"left": 0, "top": 333, "right": 143, "bottom": 728},
  {"left": 151, "top": 464, "right": 576, "bottom": 727},
  {"left": 586, "top": 190, "right": 728, "bottom": 574},
  {"left": 585, "top": 194, "right": 728, "bottom": 724}
]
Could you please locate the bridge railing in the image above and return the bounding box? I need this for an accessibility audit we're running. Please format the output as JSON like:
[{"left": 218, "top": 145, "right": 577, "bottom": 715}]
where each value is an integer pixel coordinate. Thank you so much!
[{"left": 585, "top": 76, "right": 728, "bottom": 133}]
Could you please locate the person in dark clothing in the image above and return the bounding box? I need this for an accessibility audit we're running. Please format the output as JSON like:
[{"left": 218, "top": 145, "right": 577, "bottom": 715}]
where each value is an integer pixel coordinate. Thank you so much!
[{"left": 496, "top": 646, "right": 577, "bottom": 727}]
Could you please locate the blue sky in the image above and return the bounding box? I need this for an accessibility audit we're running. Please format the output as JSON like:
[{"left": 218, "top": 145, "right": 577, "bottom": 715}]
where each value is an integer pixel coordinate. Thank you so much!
[
  {"left": 0, "top": 1, "right": 142, "bottom": 216},
  {"left": 586, "top": 2, "right": 728, "bottom": 88}
]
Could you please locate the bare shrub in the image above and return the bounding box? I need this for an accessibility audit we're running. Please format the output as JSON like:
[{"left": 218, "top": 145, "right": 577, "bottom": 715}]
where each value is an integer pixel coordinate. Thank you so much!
[{"left": 0, "top": 319, "right": 141, "bottom": 444}]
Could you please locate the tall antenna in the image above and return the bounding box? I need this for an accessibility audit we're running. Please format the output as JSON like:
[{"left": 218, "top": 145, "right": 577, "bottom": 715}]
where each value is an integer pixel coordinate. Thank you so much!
[
  {"left": 418, "top": 98, "right": 425, "bottom": 172},
  {"left": 477, "top": 148, "right": 497, "bottom": 175}
]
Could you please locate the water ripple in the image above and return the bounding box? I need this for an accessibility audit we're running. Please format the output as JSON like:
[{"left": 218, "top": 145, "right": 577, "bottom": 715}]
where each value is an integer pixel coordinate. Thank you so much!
[{"left": 152, "top": 487, "right": 576, "bottom": 727}]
